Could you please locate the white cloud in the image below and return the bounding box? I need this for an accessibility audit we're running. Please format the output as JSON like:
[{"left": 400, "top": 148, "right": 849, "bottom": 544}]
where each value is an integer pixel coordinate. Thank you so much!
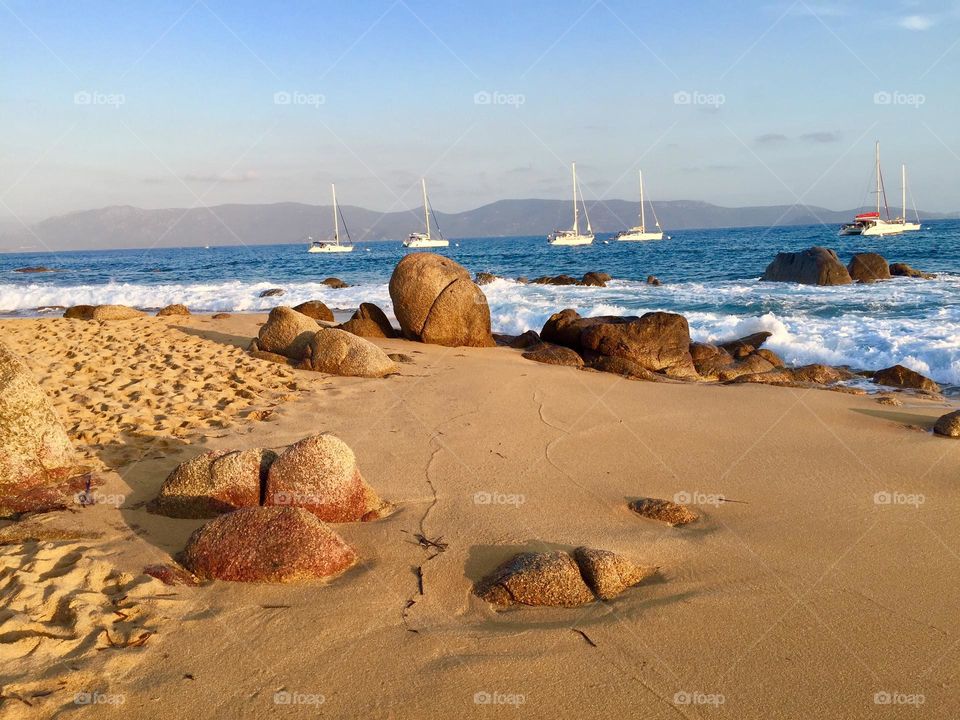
[{"left": 899, "top": 14, "right": 935, "bottom": 30}]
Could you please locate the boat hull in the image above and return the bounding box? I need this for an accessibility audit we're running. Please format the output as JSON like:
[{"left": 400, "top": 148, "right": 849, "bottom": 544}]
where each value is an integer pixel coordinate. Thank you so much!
[
  {"left": 308, "top": 245, "right": 354, "bottom": 253},
  {"left": 616, "top": 230, "right": 664, "bottom": 242},
  {"left": 403, "top": 239, "right": 449, "bottom": 248},
  {"left": 548, "top": 233, "right": 594, "bottom": 246},
  {"left": 861, "top": 221, "right": 907, "bottom": 237}
]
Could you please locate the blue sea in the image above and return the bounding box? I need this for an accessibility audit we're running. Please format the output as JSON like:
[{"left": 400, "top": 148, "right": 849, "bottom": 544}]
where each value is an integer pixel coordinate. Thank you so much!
[{"left": 2, "top": 221, "right": 959, "bottom": 387}]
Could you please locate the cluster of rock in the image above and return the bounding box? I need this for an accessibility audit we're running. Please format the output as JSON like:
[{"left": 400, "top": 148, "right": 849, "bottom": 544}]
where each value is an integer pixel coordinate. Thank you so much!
[
  {"left": 475, "top": 271, "right": 613, "bottom": 287},
  {"left": 149, "top": 433, "right": 388, "bottom": 582},
  {"left": 64, "top": 304, "right": 145, "bottom": 321},
  {"left": 762, "top": 247, "right": 935, "bottom": 286},
  {"left": 0, "top": 342, "right": 91, "bottom": 517},
  {"left": 251, "top": 306, "right": 398, "bottom": 377},
  {"left": 475, "top": 547, "right": 657, "bottom": 607}
]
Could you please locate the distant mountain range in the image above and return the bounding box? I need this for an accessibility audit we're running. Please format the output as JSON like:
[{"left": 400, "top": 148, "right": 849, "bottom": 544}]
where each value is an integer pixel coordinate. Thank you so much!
[{"left": 1, "top": 200, "right": 956, "bottom": 252}]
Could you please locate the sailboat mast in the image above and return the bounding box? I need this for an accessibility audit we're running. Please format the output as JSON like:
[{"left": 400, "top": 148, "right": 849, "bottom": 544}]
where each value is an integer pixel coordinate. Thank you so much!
[
  {"left": 875, "top": 141, "right": 881, "bottom": 216},
  {"left": 639, "top": 170, "right": 646, "bottom": 230},
  {"left": 332, "top": 183, "right": 339, "bottom": 245},
  {"left": 902, "top": 165, "right": 907, "bottom": 221},
  {"left": 572, "top": 162, "right": 579, "bottom": 234},
  {"left": 422, "top": 178, "right": 430, "bottom": 240}
]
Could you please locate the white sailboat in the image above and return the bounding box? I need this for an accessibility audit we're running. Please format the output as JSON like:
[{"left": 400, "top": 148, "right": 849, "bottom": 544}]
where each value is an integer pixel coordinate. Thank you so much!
[
  {"left": 839, "top": 142, "right": 916, "bottom": 237},
  {"left": 403, "top": 178, "right": 449, "bottom": 248},
  {"left": 308, "top": 184, "right": 354, "bottom": 253},
  {"left": 548, "top": 162, "right": 594, "bottom": 246},
  {"left": 616, "top": 170, "right": 664, "bottom": 242}
]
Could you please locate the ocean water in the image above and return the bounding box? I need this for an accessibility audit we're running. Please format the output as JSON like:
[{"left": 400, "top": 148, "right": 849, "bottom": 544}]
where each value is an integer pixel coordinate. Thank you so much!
[{"left": 2, "top": 221, "right": 959, "bottom": 387}]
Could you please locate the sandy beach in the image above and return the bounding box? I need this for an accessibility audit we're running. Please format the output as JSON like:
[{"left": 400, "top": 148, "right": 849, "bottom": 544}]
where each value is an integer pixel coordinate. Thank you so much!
[{"left": 1, "top": 311, "right": 957, "bottom": 719}]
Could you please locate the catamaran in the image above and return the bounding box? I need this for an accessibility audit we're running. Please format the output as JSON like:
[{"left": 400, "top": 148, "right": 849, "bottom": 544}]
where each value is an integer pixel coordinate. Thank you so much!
[
  {"left": 616, "top": 170, "right": 664, "bottom": 241},
  {"left": 308, "top": 184, "right": 354, "bottom": 253},
  {"left": 548, "top": 162, "right": 594, "bottom": 246},
  {"left": 839, "top": 142, "right": 920, "bottom": 237},
  {"left": 403, "top": 178, "right": 449, "bottom": 248}
]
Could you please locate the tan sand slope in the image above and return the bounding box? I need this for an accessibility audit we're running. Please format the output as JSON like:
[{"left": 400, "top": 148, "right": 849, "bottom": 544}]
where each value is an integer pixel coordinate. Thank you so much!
[{"left": 0, "top": 314, "right": 957, "bottom": 719}]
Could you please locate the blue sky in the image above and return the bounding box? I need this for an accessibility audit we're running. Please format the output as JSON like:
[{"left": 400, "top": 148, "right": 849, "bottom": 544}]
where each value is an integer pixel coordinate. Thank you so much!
[{"left": 2, "top": 0, "right": 960, "bottom": 221}]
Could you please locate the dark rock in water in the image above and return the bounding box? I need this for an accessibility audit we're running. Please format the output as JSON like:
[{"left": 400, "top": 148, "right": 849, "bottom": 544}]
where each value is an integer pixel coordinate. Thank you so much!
[
  {"left": 509, "top": 330, "right": 541, "bottom": 349},
  {"left": 889, "top": 262, "right": 935, "bottom": 279},
  {"left": 338, "top": 303, "right": 398, "bottom": 338},
  {"left": 157, "top": 304, "right": 191, "bottom": 317},
  {"left": 847, "top": 253, "right": 891, "bottom": 283},
  {"left": 257, "top": 306, "right": 321, "bottom": 359},
  {"left": 389, "top": 253, "right": 495, "bottom": 347},
  {"left": 579, "top": 311, "right": 698, "bottom": 380},
  {"left": 873, "top": 364, "right": 940, "bottom": 393},
  {"left": 532, "top": 274, "right": 580, "bottom": 286},
  {"left": 718, "top": 331, "right": 772, "bottom": 357},
  {"left": 761, "top": 246, "right": 852, "bottom": 285},
  {"left": 293, "top": 300, "right": 334, "bottom": 322},
  {"left": 14, "top": 266, "right": 56, "bottom": 273},
  {"left": 180, "top": 506, "right": 358, "bottom": 583},
  {"left": 322, "top": 277, "right": 349, "bottom": 289},
  {"left": 933, "top": 410, "right": 960, "bottom": 438},
  {"left": 475, "top": 272, "right": 499, "bottom": 285},
  {"left": 211, "top": 313, "right": 231, "bottom": 319},
  {"left": 259, "top": 288, "right": 285, "bottom": 298},
  {"left": 522, "top": 343, "right": 584, "bottom": 368},
  {"left": 646, "top": 275, "right": 661, "bottom": 286},
  {"left": 580, "top": 271, "right": 611, "bottom": 287}
]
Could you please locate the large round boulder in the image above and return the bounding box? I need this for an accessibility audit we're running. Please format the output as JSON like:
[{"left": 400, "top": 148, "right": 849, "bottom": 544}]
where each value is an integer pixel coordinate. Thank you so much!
[
  {"left": 150, "top": 448, "right": 275, "bottom": 518},
  {"left": 256, "top": 306, "right": 320, "bottom": 359},
  {"left": 388, "top": 254, "right": 495, "bottom": 347},
  {"left": 933, "top": 410, "right": 960, "bottom": 438},
  {"left": 0, "top": 342, "right": 86, "bottom": 517},
  {"left": 847, "top": 253, "right": 891, "bottom": 283},
  {"left": 180, "top": 506, "right": 358, "bottom": 583},
  {"left": 761, "top": 247, "right": 852, "bottom": 285},
  {"left": 300, "top": 328, "right": 399, "bottom": 378},
  {"left": 264, "top": 433, "right": 390, "bottom": 522}
]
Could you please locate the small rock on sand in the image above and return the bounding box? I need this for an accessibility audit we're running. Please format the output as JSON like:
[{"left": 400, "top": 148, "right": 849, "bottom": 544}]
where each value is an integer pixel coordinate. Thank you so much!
[
  {"left": 933, "top": 410, "right": 960, "bottom": 438},
  {"left": 64, "top": 304, "right": 145, "bottom": 320},
  {"left": 157, "top": 304, "right": 191, "bottom": 316},
  {"left": 629, "top": 497, "right": 698, "bottom": 526},
  {"left": 521, "top": 343, "right": 584, "bottom": 368},
  {"left": 180, "top": 506, "right": 358, "bottom": 583},
  {"left": 300, "top": 328, "right": 399, "bottom": 378},
  {"left": 293, "top": 300, "right": 334, "bottom": 322},
  {"left": 338, "top": 303, "right": 398, "bottom": 338},
  {"left": 572, "top": 546, "right": 657, "bottom": 601},
  {"left": 257, "top": 306, "right": 321, "bottom": 359}
]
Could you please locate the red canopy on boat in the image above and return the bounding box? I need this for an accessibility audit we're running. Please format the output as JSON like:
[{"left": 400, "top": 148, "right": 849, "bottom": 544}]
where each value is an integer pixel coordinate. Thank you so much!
[{"left": 855, "top": 212, "right": 880, "bottom": 220}]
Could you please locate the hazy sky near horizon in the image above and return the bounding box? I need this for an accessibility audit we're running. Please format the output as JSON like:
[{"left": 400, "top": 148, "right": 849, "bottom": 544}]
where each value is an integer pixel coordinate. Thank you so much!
[{"left": 2, "top": 0, "right": 960, "bottom": 223}]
